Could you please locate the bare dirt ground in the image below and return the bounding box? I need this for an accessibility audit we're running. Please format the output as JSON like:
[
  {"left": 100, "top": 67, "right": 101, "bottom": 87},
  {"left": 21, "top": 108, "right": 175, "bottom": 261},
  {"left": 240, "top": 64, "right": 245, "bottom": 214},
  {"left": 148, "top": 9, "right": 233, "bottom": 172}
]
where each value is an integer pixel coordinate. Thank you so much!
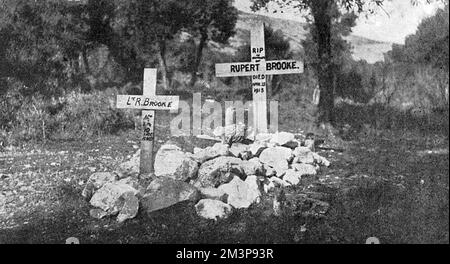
[{"left": 0, "top": 127, "right": 448, "bottom": 244}]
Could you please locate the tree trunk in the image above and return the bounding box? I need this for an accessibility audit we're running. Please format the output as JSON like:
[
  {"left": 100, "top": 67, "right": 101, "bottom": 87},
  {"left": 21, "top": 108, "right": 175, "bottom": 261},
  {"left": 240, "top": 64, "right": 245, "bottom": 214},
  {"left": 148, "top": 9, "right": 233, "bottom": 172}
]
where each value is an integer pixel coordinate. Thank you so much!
[
  {"left": 190, "top": 32, "right": 208, "bottom": 87},
  {"left": 81, "top": 49, "right": 91, "bottom": 75},
  {"left": 156, "top": 40, "right": 169, "bottom": 90},
  {"left": 311, "top": 0, "right": 335, "bottom": 124}
]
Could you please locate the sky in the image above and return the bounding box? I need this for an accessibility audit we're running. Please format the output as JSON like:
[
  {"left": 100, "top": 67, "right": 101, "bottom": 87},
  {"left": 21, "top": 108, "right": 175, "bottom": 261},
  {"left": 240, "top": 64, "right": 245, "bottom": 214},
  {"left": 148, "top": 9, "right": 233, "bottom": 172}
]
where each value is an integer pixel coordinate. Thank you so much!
[{"left": 234, "top": 0, "right": 445, "bottom": 44}]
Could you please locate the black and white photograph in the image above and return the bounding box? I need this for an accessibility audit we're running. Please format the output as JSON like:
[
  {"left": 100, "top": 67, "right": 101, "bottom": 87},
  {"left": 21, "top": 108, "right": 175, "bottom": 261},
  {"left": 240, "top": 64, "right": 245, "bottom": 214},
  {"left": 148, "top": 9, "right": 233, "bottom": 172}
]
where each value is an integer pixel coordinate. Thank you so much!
[{"left": 0, "top": 0, "right": 448, "bottom": 247}]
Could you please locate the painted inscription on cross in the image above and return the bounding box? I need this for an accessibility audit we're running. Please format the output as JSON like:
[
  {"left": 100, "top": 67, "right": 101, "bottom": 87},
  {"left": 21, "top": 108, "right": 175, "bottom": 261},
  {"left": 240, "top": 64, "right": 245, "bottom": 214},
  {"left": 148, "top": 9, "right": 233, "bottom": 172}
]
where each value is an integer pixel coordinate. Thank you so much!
[
  {"left": 215, "top": 23, "right": 304, "bottom": 136},
  {"left": 117, "top": 68, "right": 179, "bottom": 175}
]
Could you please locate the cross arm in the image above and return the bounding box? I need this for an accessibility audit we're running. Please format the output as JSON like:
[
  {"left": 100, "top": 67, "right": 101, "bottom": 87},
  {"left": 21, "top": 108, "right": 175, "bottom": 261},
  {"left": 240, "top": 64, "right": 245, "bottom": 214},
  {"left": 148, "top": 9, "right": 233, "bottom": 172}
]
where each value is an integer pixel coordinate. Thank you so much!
[
  {"left": 215, "top": 60, "right": 304, "bottom": 77},
  {"left": 116, "top": 95, "right": 179, "bottom": 110}
]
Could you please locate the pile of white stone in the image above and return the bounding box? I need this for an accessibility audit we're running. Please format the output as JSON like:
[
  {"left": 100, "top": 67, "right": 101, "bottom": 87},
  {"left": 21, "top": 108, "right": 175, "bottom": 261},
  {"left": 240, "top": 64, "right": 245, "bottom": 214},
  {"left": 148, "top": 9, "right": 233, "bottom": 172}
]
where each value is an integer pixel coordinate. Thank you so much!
[{"left": 82, "top": 132, "right": 331, "bottom": 222}]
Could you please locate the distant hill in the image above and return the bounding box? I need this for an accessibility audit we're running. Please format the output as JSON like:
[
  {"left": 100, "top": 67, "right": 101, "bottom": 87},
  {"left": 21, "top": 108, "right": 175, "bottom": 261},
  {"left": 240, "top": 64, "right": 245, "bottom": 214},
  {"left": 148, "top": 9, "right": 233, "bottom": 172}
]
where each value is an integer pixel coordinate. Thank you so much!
[
  {"left": 345, "top": 35, "right": 393, "bottom": 63},
  {"left": 230, "top": 11, "right": 392, "bottom": 64}
]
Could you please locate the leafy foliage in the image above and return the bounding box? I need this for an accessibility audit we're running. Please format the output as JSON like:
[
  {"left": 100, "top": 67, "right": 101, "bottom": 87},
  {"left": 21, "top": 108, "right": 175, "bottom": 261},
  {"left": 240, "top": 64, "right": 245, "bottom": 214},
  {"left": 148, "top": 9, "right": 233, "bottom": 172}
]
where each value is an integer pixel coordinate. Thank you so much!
[
  {"left": 53, "top": 90, "right": 132, "bottom": 139},
  {"left": 388, "top": 4, "right": 449, "bottom": 70},
  {"left": 184, "top": 0, "right": 238, "bottom": 85},
  {"left": 0, "top": 1, "right": 67, "bottom": 96}
]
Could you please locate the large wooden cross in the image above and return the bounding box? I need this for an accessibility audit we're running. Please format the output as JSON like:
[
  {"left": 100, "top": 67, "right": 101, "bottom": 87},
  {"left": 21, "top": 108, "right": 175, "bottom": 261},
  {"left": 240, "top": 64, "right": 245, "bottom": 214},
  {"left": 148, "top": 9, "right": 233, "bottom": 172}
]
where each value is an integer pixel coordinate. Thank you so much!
[
  {"left": 215, "top": 23, "right": 304, "bottom": 136},
  {"left": 117, "top": 68, "right": 179, "bottom": 175}
]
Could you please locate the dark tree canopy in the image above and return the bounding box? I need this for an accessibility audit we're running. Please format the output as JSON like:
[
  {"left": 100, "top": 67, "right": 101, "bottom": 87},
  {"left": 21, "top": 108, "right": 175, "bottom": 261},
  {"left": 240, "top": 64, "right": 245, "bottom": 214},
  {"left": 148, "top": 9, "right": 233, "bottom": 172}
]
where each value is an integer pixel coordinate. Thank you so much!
[
  {"left": 0, "top": 0, "right": 238, "bottom": 92},
  {"left": 234, "top": 25, "right": 292, "bottom": 61},
  {"left": 389, "top": 4, "right": 449, "bottom": 70},
  {"left": 184, "top": 0, "right": 238, "bottom": 86},
  {"left": 0, "top": 1, "right": 78, "bottom": 96},
  {"left": 186, "top": 0, "right": 238, "bottom": 44}
]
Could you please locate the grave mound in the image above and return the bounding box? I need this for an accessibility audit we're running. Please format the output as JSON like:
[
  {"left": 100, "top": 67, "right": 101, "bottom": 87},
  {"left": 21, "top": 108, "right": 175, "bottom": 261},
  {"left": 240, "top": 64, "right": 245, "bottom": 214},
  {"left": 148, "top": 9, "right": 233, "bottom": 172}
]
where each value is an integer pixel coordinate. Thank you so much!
[{"left": 82, "top": 132, "right": 331, "bottom": 222}]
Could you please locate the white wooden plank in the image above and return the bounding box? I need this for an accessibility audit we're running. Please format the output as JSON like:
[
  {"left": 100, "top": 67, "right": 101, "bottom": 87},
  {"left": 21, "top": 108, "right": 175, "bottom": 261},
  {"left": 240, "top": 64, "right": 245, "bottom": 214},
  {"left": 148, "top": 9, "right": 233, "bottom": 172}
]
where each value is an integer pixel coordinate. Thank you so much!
[
  {"left": 116, "top": 95, "right": 179, "bottom": 110},
  {"left": 143, "top": 68, "right": 157, "bottom": 96},
  {"left": 215, "top": 60, "right": 304, "bottom": 77},
  {"left": 265, "top": 60, "right": 304, "bottom": 75},
  {"left": 215, "top": 62, "right": 262, "bottom": 77},
  {"left": 251, "top": 23, "right": 268, "bottom": 134}
]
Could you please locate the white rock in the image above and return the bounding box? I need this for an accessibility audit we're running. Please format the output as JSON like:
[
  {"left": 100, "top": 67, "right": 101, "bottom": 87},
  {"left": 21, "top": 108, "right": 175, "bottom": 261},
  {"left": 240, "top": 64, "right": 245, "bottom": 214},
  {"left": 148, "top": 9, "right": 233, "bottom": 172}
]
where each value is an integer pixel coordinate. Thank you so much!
[
  {"left": 89, "top": 208, "right": 108, "bottom": 219},
  {"left": 195, "top": 156, "right": 244, "bottom": 188},
  {"left": 117, "top": 177, "right": 140, "bottom": 189},
  {"left": 117, "top": 192, "right": 139, "bottom": 223},
  {"left": 90, "top": 182, "right": 139, "bottom": 215},
  {"left": 229, "top": 143, "right": 250, "bottom": 158},
  {"left": 293, "top": 146, "right": 312, "bottom": 155},
  {"left": 267, "top": 142, "right": 278, "bottom": 148},
  {"left": 249, "top": 143, "right": 267, "bottom": 157},
  {"left": 293, "top": 147, "right": 315, "bottom": 164},
  {"left": 241, "top": 158, "right": 265, "bottom": 176},
  {"left": 212, "top": 143, "right": 231, "bottom": 155},
  {"left": 154, "top": 147, "right": 198, "bottom": 181},
  {"left": 259, "top": 147, "right": 293, "bottom": 169},
  {"left": 270, "top": 132, "right": 295, "bottom": 146},
  {"left": 269, "top": 177, "right": 291, "bottom": 188},
  {"left": 141, "top": 178, "right": 199, "bottom": 213},
  {"left": 82, "top": 172, "right": 118, "bottom": 199},
  {"left": 193, "top": 147, "right": 202, "bottom": 154},
  {"left": 219, "top": 177, "right": 259, "bottom": 209},
  {"left": 273, "top": 160, "right": 289, "bottom": 177},
  {"left": 291, "top": 163, "right": 317, "bottom": 176},
  {"left": 263, "top": 164, "right": 277, "bottom": 177},
  {"left": 283, "top": 169, "right": 302, "bottom": 185},
  {"left": 244, "top": 175, "right": 262, "bottom": 204},
  {"left": 195, "top": 199, "right": 233, "bottom": 220},
  {"left": 248, "top": 157, "right": 262, "bottom": 164},
  {"left": 312, "top": 152, "right": 331, "bottom": 167},
  {"left": 304, "top": 139, "right": 315, "bottom": 151},
  {"left": 191, "top": 143, "right": 230, "bottom": 164},
  {"left": 255, "top": 133, "right": 273, "bottom": 142}
]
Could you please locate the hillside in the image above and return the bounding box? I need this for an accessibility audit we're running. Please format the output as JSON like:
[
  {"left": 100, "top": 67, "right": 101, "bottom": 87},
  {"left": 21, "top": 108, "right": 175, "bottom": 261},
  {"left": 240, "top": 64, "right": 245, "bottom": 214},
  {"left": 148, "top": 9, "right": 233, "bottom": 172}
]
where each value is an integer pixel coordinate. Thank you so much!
[{"left": 232, "top": 11, "right": 392, "bottom": 64}]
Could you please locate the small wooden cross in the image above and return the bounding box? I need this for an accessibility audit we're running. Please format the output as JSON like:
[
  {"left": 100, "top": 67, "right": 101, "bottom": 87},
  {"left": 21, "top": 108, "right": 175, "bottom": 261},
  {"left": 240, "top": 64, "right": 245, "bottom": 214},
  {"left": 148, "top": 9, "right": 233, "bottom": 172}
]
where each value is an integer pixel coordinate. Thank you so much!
[{"left": 117, "top": 68, "right": 179, "bottom": 175}]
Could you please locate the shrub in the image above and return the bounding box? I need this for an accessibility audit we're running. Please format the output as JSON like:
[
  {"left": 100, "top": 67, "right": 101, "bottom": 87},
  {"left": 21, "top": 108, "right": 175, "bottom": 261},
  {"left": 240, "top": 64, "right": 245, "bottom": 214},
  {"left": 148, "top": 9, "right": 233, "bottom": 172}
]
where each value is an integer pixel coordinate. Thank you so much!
[
  {"left": 0, "top": 80, "right": 27, "bottom": 131},
  {"left": 0, "top": 86, "right": 136, "bottom": 144},
  {"left": 1, "top": 81, "right": 53, "bottom": 144},
  {"left": 53, "top": 89, "right": 135, "bottom": 140},
  {"left": 12, "top": 95, "right": 52, "bottom": 142}
]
